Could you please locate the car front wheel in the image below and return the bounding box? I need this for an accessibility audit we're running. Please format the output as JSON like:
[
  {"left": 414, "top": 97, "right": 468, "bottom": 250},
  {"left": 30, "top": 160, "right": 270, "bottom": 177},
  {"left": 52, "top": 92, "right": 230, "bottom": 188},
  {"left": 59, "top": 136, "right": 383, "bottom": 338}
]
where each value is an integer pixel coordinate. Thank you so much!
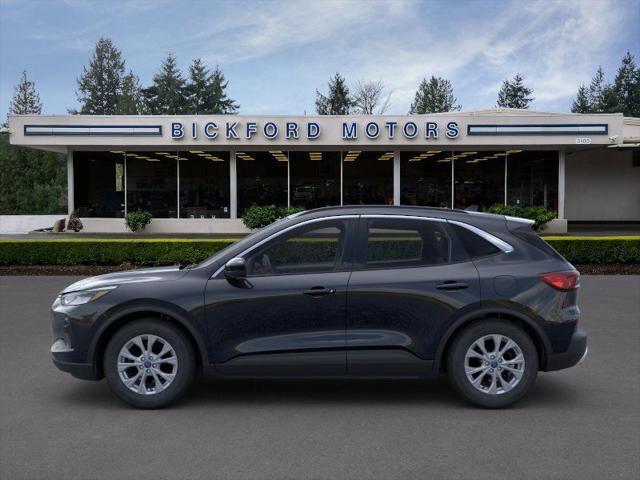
[
  {"left": 446, "top": 319, "right": 538, "bottom": 408},
  {"left": 104, "top": 319, "right": 195, "bottom": 408}
]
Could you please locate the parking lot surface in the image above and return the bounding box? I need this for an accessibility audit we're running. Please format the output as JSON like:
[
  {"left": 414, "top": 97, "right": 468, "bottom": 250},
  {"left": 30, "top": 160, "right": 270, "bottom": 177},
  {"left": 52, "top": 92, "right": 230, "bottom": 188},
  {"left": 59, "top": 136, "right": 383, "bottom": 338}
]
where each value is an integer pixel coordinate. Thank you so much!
[{"left": 1, "top": 275, "right": 638, "bottom": 480}]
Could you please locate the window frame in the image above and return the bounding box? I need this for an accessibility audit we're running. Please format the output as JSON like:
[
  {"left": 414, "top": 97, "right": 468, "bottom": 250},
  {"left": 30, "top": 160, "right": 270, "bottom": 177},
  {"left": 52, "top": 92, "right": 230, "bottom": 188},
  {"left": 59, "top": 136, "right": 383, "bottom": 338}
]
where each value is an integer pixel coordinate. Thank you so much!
[
  {"left": 242, "top": 216, "right": 358, "bottom": 278},
  {"left": 353, "top": 215, "right": 459, "bottom": 272}
]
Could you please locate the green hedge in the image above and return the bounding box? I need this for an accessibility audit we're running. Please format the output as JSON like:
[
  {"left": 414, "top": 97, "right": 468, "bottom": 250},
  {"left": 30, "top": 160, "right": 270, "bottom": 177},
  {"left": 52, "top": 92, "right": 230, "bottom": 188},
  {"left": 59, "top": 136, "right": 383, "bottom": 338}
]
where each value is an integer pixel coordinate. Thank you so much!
[
  {"left": 0, "top": 239, "right": 235, "bottom": 266},
  {"left": 543, "top": 237, "right": 640, "bottom": 264},
  {"left": 0, "top": 236, "right": 638, "bottom": 266}
]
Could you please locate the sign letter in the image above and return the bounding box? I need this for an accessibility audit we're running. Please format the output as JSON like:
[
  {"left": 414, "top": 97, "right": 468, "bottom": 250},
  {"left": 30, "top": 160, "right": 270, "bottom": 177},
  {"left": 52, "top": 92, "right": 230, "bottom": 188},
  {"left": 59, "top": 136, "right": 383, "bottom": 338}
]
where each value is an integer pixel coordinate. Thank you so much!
[{"left": 171, "top": 122, "right": 184, "bottom": 139}]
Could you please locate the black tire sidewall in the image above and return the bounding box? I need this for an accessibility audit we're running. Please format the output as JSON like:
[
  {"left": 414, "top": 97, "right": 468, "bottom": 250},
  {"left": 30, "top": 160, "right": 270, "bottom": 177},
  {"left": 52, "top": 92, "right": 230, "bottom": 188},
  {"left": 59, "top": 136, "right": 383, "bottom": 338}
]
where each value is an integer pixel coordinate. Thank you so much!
[
  {"left": 447, "top": 319, "right": 538, "bottom": 408},
  {"left": 104, "top": 319, "right": 195, "bottom": 409}
]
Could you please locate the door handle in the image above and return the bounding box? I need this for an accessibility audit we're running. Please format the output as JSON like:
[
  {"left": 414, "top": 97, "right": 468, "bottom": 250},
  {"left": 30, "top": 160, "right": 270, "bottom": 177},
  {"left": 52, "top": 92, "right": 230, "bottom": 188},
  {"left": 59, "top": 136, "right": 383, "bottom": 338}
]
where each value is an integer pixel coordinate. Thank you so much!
[
  {"left": 436, "top": 281, "right": 468, "bottom": 291},
  {"left": 303, "top": 287, "right": 336, "bottom": 297}
]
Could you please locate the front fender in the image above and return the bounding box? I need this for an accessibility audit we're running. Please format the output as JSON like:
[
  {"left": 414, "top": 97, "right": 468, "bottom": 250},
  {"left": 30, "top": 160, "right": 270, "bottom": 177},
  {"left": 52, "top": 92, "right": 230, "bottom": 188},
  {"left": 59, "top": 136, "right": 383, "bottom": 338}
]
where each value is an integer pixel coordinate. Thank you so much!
[{"left": 88, "top": 299, "right": 210, "bottom": 366}]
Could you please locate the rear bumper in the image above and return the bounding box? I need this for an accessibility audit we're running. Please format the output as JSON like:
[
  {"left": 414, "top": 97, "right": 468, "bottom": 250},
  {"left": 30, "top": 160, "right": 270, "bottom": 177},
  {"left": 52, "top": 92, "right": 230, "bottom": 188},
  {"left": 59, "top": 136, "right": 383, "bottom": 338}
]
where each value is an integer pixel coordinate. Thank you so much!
[{"left": 544, "top": 328, "right": 588, "bottom": 371}]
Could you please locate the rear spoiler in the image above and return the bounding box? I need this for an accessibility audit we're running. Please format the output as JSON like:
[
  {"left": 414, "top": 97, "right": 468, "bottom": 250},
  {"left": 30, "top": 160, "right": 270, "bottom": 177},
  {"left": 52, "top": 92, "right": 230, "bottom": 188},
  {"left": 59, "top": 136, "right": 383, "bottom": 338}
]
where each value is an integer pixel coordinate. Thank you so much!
[{"left": 506, "top": 215, "right": 535, "bottom": 230}]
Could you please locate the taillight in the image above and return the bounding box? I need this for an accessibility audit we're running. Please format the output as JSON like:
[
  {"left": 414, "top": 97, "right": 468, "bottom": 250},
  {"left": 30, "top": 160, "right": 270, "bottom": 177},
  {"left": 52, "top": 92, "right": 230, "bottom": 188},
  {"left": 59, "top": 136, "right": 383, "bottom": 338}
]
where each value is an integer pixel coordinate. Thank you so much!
[{"left": 540, "top": 271, "right": 580, "bottom": 291}]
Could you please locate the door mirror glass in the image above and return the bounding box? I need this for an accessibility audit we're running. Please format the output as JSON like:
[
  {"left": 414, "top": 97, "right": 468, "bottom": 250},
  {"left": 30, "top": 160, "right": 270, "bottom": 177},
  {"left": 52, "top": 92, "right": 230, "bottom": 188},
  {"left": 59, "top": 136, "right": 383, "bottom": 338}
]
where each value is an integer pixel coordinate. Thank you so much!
[{"left": 224, "top": 257, "right": 247, "bottom": 280}]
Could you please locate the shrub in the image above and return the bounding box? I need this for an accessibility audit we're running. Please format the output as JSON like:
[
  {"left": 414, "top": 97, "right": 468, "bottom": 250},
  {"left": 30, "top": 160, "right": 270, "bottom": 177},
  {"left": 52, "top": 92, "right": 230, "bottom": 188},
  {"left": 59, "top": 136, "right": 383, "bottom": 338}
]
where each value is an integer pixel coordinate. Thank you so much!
[
  {"left": 543, "top": 237, "right": 640, "bottom": 264},
  {"left": 125, "top": 211, "right": 153, "bottom": 232},
  {"left": 66, "top": 210, "right": 83, "bottom": 232},
  {"left": 242, "top": 205, "right": 305, "bottom": 229},
  {"left": 485, "top": 204, "right": 556, "bottom": 231}
]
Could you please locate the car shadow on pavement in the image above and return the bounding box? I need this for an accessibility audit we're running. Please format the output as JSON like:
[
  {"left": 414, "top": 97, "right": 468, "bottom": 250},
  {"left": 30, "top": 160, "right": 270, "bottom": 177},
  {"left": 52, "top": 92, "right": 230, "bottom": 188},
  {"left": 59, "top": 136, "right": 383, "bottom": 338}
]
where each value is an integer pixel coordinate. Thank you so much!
[{"left": 56, "top": 373, "right": 581, "bottom": 410}]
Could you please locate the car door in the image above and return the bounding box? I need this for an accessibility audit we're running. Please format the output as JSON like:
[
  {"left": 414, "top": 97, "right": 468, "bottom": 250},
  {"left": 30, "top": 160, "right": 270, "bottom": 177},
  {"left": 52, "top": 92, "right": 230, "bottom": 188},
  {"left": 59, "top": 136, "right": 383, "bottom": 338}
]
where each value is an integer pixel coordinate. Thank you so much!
[
  {"left": 346, "top": 215, "right": 481, "bottom": 376},
  {"left": 204, "top": 216, "right": 358, "bottom": 376}
]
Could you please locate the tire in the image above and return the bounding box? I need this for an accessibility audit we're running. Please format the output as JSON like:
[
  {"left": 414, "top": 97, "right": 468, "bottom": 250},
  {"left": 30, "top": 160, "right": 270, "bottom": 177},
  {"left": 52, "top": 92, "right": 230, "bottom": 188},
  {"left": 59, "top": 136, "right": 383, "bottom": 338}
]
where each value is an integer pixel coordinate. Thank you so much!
[
  {"left": 104, "top": 319, "right": 196, "bottom": 409},
  {"left": 446, "top": 319, "right": 538, "bottom": 408}
]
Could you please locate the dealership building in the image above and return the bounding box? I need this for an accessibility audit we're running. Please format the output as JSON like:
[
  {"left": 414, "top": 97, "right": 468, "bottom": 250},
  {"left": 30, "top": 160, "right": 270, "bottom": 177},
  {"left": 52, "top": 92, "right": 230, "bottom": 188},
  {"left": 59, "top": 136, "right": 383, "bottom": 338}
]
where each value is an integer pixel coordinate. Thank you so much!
[{"left": 8, "top": 109, "right": 640, "bottom": 233}]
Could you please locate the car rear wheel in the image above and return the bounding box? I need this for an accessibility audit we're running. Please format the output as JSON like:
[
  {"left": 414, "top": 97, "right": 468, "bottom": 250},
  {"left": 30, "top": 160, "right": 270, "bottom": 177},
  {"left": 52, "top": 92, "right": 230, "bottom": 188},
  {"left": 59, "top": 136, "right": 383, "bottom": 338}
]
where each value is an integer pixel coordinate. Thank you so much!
[
  {"left": 446, "top": 319, "right": 538, "bottom": 408},
  {"left": 104, "top": 319, "right": 195, "bottom": 409}
]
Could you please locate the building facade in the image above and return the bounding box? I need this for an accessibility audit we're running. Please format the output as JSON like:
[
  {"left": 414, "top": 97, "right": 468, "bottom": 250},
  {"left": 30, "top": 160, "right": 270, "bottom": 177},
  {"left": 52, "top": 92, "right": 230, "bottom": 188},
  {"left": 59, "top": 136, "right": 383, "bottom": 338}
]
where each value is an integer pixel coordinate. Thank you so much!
[{"left": 8, "top": 109, "right": 640, "bottom": 233}]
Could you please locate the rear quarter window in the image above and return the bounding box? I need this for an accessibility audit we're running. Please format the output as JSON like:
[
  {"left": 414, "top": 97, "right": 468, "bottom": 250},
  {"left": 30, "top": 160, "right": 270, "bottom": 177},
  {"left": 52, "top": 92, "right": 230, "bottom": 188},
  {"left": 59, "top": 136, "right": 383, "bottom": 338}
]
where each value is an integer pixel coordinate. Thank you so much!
[
  {"left": 450, "top": 224, "right": 501, "bottom": 258},
  {"left": 511, "top": 226, "right": 565, "bottom": 260}
]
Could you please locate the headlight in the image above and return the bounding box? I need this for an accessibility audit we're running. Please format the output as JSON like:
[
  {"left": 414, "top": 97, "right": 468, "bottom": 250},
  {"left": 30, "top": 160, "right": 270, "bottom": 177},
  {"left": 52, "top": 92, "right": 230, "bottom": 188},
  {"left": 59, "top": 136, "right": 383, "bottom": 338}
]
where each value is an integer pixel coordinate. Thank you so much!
[{"left": 59, "top": 286, "right": 117, "bottom": 306}]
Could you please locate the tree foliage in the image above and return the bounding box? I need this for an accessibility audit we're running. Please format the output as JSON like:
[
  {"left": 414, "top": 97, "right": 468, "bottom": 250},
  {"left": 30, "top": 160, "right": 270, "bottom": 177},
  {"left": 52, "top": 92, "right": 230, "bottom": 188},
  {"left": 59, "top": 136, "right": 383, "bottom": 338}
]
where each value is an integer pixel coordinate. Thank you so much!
[
  {"left": 186, "top": 59, "right": 239, "bottom": 114},
  {"left": 315, "top": 73, "right": 354, "bottom": 115},
  {"left": 573, "top": 52, "right": 640, "bottom": 116},
  {"left": 353, "top": 80, "right": 391, "bottom": 114},
  {"left": 1, "top": 71, "right": 66, "bottom": 215},
  {"left": 143, "top": 53, "right": 188, "bottom": 114},
  {"left": 409, "top": 76, "right": 460, "bottom": 114},
  {"left": 496, "top": 74, "right": 534, "bottom": 109},
  {"left": 8, "top": 70, "right": 42, "bottom": 117},
  {"left": 74, "top": 37, "right": 129, "bottom": 114},
  {"left": 116, "top": 71, "right": 145, "bottom": 115}
]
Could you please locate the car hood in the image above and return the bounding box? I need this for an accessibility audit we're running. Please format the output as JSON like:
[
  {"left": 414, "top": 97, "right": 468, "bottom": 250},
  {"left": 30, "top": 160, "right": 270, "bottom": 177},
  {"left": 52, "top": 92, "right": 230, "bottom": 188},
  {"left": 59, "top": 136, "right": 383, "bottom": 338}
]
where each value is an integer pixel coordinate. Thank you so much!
[{"left": 61, "top": 266, "right": 187, "bottom": 294}]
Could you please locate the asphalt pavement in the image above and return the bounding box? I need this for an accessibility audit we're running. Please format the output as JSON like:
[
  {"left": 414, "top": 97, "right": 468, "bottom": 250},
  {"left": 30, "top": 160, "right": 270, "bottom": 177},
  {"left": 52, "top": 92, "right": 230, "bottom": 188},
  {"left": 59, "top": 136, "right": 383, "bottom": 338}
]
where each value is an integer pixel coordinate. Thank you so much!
[{"left": 0, "top": 275, "right": 638, "bottom": 480}]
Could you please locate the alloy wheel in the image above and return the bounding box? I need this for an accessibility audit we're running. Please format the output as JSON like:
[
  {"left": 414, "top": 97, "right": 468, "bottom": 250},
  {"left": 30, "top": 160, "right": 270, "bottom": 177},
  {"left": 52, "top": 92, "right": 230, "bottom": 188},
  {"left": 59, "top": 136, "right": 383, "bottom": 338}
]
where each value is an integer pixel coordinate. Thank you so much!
[
  {"left": 464, "top": 334, "right": 525, "bottom": 395},
  {"left": 117, "top": 334, "right": 178, "bottom": 395}
]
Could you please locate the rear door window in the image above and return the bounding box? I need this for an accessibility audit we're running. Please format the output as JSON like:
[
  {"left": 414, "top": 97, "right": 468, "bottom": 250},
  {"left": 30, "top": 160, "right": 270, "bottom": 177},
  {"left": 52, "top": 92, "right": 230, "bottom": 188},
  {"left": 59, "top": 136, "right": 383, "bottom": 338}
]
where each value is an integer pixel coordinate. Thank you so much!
[
  {"left": 449, "top": 223, "right": 501, "bottom": 258},
  {"left": 363, "top": 218, "right": 451, "bottom": 269}
]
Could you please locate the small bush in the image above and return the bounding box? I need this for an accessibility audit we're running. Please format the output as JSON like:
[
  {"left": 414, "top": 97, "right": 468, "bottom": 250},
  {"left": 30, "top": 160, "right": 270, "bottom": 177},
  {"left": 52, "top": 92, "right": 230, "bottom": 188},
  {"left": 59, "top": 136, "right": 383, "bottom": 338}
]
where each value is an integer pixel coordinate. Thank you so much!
[
  {"left": 242, "top": 205, "right": 305, "bottom": 229},
  {"left": 66, "top": 210, "right": 83, "bottom": 232},
  {"left": 485, "top": 204, "right": 556, "bottom": 231},
  {"left": 125, "top": 211, "right": 153, "bottom": 232}
]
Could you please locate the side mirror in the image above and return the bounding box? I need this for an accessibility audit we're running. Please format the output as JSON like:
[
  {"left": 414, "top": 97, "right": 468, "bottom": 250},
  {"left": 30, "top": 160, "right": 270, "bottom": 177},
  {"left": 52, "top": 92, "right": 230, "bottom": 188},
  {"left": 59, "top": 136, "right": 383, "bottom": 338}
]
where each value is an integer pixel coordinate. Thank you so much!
[{"left": 224, "top": 257, "right": 247, "bottom": 280}]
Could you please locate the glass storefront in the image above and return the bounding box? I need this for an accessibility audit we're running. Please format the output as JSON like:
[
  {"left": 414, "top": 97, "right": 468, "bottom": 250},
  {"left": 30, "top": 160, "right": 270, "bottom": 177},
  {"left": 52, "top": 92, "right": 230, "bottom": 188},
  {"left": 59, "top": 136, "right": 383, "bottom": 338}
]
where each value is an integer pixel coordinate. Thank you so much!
[
  {"left": 73, "top": 148, "right": 559, "bottom": 219},
  {"left": 507, "top": 150, "right": 558, "bottom": 210},
  {"left": 236, "top": 150, "right": 288, "bottom": 215},
  {"left": 401, "top": 150, "right": 452, "bottom": 208},
  {"left": 73, "top": 151, "right": 125, "bottom": 217},
  {"left": 289, "top": 151, "right": 340, "bottom": 209},
  {"left": 343, "top": 150, "right": 394, "bottom": 205},
  {"left": 126, "top": 152, "right": 177, "bottom": 218},
  {"left": 453, "top": 151, "right": 505, "bottom": 210},
  {"left": 179, "top": 151, "right": 230, "bottom": 218}
]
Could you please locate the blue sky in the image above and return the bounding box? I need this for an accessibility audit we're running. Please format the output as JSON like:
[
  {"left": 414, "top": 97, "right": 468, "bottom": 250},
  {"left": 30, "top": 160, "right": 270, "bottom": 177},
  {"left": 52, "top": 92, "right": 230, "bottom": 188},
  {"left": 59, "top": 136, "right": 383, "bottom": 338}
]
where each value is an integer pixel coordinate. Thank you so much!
[{"left": 1, "top": 0, "right": 638, "bottom": 117}]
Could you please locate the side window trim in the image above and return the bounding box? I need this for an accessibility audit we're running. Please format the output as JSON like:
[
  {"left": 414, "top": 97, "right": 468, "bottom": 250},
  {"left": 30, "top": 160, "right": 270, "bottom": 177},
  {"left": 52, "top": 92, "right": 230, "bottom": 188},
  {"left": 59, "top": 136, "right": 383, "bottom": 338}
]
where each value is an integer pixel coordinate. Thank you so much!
[{"left": 447, "top": 220, "right": 514, "bottom": 254}]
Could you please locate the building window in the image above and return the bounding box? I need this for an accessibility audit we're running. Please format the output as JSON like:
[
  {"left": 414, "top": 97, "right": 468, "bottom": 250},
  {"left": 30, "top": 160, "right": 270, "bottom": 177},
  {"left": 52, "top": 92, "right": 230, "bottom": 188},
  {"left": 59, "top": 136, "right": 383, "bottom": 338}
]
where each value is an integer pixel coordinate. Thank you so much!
[
  {"left": 454, "top": 151, "right": 505, "bottom": 210},
  {"left": 237, "top": 151, "right": 288, "bottom": 215},
  {"left": 126, "top": 152, "right": 177, "bottom": 218},
  {"left": 178, "top": 151, "right": 230, "bottom": 218},
  {"left": 73, "top": 151, "right": 125, "bottom": 218},
  {"left": 507, "top": 150, "right": 558, "bottom": 210},
  {"left": 343, "top": 150, "right": 394, "bottom": 205},
  {"left": 401, "top": 151, "right": 452, "bottom": 208},
  {"left": 289, "top": 151, "right": 340, "bottom": 209}
]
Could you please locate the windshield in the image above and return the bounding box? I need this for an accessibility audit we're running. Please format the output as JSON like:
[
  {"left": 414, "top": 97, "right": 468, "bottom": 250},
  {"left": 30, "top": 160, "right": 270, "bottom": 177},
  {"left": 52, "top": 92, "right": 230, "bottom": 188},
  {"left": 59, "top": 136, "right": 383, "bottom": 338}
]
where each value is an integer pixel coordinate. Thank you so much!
[{"left": 195, "top": 214, "right": 304, "bottom": 269}]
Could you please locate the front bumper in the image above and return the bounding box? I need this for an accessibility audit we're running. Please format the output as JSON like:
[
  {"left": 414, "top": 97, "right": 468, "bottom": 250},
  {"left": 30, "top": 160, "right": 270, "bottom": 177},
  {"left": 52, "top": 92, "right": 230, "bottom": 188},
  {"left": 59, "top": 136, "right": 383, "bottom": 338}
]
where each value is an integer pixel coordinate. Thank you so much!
[
  {"left": 544, "top": 328, "right": 588, "bottom": 371},
  {"left": 51, "top": 337, "right": 102, "bottom": 380}
]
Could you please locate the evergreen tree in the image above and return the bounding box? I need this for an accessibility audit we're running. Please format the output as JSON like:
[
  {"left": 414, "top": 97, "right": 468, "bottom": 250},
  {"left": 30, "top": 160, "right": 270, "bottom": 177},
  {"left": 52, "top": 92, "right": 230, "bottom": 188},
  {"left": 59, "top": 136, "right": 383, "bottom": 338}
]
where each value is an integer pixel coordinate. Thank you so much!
[
  {"left": 587, "top": 67, "right": 607, "bottom": 112},
  {"left": 185, "top": 59, "right": 239, "bottom": 114},
  {"left": 8, "top": 70, "right": 42, "bottom": 116},
  {"left": 315, "top": 73, "right": 353, "bottom": 115},
  {"left": 409, "top": 76, "right": 460, "bottom": 114},
  {"left": 496, "top": 73, "right": 534, "bottom": 109},
  {"left": 75, "top": 37, "right": 126, "bottom": 114},
  {"left": 613, "top": 51, "right": 640, "bottom": 117},
  {"left": 116, "top": 71, "right": 144, "bottom": 115},
  {"left": 143, "top": 53, "right": 188, "bottom": 114},
  {"left": 1, "top": 72, "right": 66, "bottom": 214},
  {"left": 571, "top": 85, "right": 591, "bottom": 113},
  {"left": 207, "top": 65, "right": 239, "bottom": 114}
]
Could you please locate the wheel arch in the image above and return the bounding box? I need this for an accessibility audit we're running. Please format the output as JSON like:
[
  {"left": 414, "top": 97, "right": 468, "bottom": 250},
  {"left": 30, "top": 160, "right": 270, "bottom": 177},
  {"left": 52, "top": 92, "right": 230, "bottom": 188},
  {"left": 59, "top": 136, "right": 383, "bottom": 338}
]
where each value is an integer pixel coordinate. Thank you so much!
[
  {"left": 435, "top": 306, "right": 552, "bottom": 372},
  {"left": 90, "top": 300, "right": 209, "bottom": 378}
]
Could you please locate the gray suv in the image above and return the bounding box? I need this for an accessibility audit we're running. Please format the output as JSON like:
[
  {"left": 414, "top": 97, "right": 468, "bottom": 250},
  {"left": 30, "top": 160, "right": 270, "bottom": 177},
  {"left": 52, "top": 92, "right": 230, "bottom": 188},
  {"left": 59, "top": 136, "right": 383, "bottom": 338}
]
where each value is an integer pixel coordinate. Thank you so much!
[{"left": 51, "top": 206, "right": 587, "bottom": 408}]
